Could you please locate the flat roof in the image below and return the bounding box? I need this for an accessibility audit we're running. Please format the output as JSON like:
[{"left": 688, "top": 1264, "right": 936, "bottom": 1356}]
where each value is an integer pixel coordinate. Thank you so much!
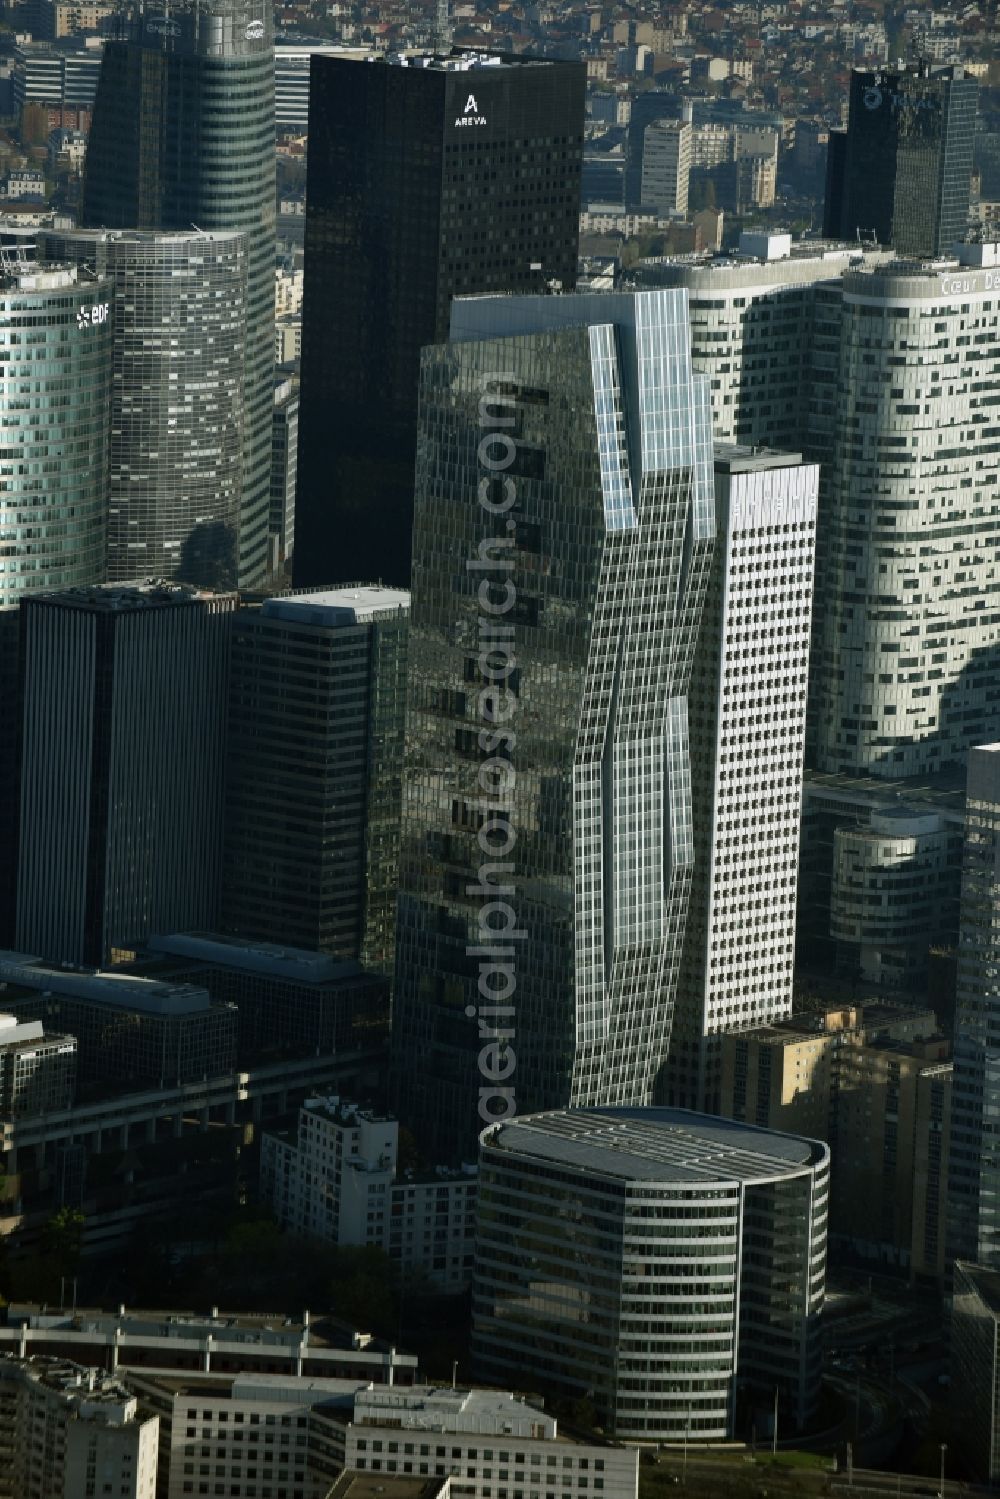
[
  {"left": 714, "top": 443, "right": 803, "bottom": 473},
  {"left": 262, "top": 586, "right": 409, "bottom": 628},
  {"left": 146, "top": 932, "right": 367, "bottom": 985},
  {"left": 484, "top": 1107, "right": 824, "bottom": 1185}
]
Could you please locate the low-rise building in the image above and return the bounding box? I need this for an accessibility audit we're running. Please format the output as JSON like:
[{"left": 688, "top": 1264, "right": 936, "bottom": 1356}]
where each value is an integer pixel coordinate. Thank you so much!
[
  {"left": 0, "top": 1011, "right": 75, "bottom": 1116},
  {"left": 261, "top": 1098, "right": 476, "bottom": 1293}
]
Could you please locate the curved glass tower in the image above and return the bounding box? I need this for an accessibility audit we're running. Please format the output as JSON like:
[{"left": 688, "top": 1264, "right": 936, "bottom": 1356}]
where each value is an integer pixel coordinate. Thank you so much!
[
  {"left": 40, "top": 229, "right": 247, "bottom": 589},
  {"left": 0, "top": 260, "right": 112, "bottom": 607},
  {"left": 81, "top": 0, "right": 275, "bottom": 589}
]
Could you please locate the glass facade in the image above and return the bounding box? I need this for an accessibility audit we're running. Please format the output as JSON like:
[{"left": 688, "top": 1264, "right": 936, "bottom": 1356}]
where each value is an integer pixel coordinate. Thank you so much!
[
  {"left": 222, "top": 588, "right": 409, "bottom": 969},
  {"left": 390, "top": 289, "right": 715, "bottom": 1161},
  {"left": 949, "top": 746, "right": 1000, "bottom": 1268},
  {"left": 0, "top": 264, "right": 112, "bottom": 609},
  {"left": 829, "top": 65, "right": 978, "bottom": 256},
  {"left": 472, "top": 1108, "right": 828, "bottom": 1439},
  {"left": 39, "top": 229, "right": 247, "bottom": 590},
  {"left": 294, "top": 51, "right": 585, "bottom": 589},
  {"left": 81, "top": 0, "right": 275, "bottom": 589}
]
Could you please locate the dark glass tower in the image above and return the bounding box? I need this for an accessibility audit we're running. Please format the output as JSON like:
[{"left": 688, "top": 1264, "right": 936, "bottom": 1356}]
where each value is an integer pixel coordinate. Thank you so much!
[
  {"left": 825, "top": 63, "right": 978, "bottom": 255},
  {"left": 391, "top": 289, "right": 715, "bottom": 1162},
  {"left": 80, "top": 0, "right": 275, "bottom": 589},
  {"left": 294, "top": 50, "right": 585, "bottom": 590}
]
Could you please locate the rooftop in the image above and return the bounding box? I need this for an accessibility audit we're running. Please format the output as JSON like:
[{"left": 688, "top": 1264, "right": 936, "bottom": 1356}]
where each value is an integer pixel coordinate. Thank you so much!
[
  {"left": 714, "top": 444, "right": 803, "bottom": 474},
  {"left": 262, "top": 586, "right": 410, "bottom": 628},
  {"left": 0, "top": 952, "right": 217, "bottom": 1017},
  {"left": 146, "top": 932, "right": 367, "bottom": 985},
  {"left": 326, "top": 1474, "right": 449, "bottom": 1499},
  {"left": 26, "top": 582, "right": 231, "bottom": 613},
  {"left": 483, "top": 1107, "right": 825, "bottom": 1185}
]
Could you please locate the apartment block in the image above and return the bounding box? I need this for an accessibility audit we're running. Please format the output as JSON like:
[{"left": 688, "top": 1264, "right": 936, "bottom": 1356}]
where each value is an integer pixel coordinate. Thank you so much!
[
  {"left": 0, "top": 1357, "right": 159, "bottom": 1499},
  {"left": 261, "top": 1098, "right": 476, "bottom": 1293}
]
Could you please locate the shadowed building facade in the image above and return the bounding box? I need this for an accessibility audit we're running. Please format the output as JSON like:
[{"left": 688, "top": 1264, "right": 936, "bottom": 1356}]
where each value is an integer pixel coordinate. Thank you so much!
[
  {"left": 80, "top": 0, "right": 275, "bottom": 590},
  {"left": 391, "top": 288, "right": 715, "bottom": 1161},
  {"left": 293, "top": 50, "right": 585, "bottom": 589}
]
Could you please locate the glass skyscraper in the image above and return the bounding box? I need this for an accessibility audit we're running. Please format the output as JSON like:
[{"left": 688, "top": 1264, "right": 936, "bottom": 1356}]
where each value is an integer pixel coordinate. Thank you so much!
[
  {"left": 824, "top": 63, "right": 978, "bottom": 256},
  {"left": 39, "top": 229, "right": 247, "bottom": 589},
  {"left": 81, "top": 0, "right": 275, "bottom": 590},
  {"left": 294, "top": 50, "right": 585, "bottom": 589},
  {"left": 222, "top": 586, "right": 409, "bottom": 970},
  {"left": 391, "top": 288, "right": 715, "bottom": 1161}
]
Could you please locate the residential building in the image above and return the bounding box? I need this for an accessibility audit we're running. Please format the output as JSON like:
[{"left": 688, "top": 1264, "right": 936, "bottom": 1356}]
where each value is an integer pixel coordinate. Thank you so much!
[
  {"left": 294, "top": 49, "right": 585, "bottom": 588},
  {"left": 261, "top": 1097, "right": 476, "bottom": 1292},
  {"left": 0, "top": 952, "right": 236, "bottom": 1089},
  {"left": 813, "top": 246, "right": 1000, "bottom": 780},
  {"left": 0, "top": 1357, "right": 159, "bottom": 1499},
  {"left": 0, "top": 259, "right": 112, "bottom": 609},
  {"left": 473, "top": 1108, "right": 828, "bottom": 1439},
  {"left": 81, "top": 0, "right": 275, "bottom": 590},
  {"left": 0, "top": 1012, "right": 75, "bottom": 1116},
  {"left": 666, "top": 446, "right": 818, "bottom": 1113},
  {"left": 391, "top": 288, "right": 715, "bottom": 1160},
  {"left": 15, "top": 584, "right": 235, "bottom": 969},
  {"left": 950, "top": 1261, "right": 1000, "bottom": 1483},
  {"left": 824, "top": 63, "right": 978, "bottom": 256},
  {"left": 222, "top": 588, "right": 409, "bottom": 969},
  {"left": 950, "top": 744, "right": 1000, "bottom": 1268},
  {"left": 38, "top": 228, "right": 248, "bottom": 591},
  {"left": 720, "top": 1002, "right": 951, "bottom": 1277},
  {"left": 640, "top": 118, "right": 691, "bottom": 216}
]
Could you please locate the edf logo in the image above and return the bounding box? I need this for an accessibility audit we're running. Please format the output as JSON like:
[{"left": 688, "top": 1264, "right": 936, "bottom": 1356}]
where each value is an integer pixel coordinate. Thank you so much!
[{"left": 77, "top": 302, "right": 109, "bottom": 329}]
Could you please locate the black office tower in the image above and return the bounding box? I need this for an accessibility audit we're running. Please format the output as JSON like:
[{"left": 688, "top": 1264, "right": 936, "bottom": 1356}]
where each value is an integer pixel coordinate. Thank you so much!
[
  {"left": 825, "top": 63, "right": 978, "bottom": 256},
  {"left": 294, "top": 51, "right": 585, "bottom": 589},
  {"left": 81, "top": 0, "right": 276, "bottom": 591}
]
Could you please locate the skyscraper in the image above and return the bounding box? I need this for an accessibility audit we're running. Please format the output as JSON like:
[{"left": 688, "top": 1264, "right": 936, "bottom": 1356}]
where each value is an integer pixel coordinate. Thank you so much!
[
  {"left": 813, "top": 246, "right": 1000, "bottom": 780},
  {"left": 640, "top": 118, "right": 691, "bottom": 216},
  {"left": 16, "top": 583, "right": 235, "bottom": 968},
  {"left": 0, "top": 256, "right": 113, "bottom": 945},
  {"left": 666, "top": 446, "right": 818, "bottom": 1113},
  {"left": 80, "top": 0, "right": 275, "bottom": 590},
  {"left": 39, "top": 229, "right": 248, "bottom": 589},
  {"left": 949, "top": 743, "right": 1000, "bottom": 1269},
  {"left": 222, "top": 586, "right": 409, "bottom": 969},
  {"left": 391, "top": 288, "right": 715, "bottom": 1161},
  {"left": 824, "top": 63, "right": 978, "bottom": 256},
  {"left": 294, "top": 50, "right": 585, "bottom": 589},
  {"left": 0, "top": 257, "right": 112, "bottom": 607}
]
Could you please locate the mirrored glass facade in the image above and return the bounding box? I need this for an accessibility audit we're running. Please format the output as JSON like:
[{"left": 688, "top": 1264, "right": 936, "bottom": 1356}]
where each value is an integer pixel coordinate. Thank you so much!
[
  {"left": 294, "top": 51, "right": 585, "bottom": 589},
  {"left": 81, "top": 0, "right": 275, "bottom": 590},
  {"left": 39, "top": 229, "right": 247, "bottom": 590},
  {"left": 391, "top": 289, "right": 715, "bottom": 1161},
  {"left": 472, "top": 1108, "right": 828, "bottom": 1439},
  {"left": 826, "top": 64, "right": 978, "bottom": 257}
]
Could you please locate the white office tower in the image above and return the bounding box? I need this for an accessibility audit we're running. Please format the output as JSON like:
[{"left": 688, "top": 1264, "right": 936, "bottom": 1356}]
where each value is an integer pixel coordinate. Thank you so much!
[
  {"left": 641, "top": 117, "right": 691, "bottom": 215},
  {"left": 666, "top": 446, "right": 819, "bottom": 1112},
  {"left": 814, "top": 246, "right": 1000, "bottom": 778}
]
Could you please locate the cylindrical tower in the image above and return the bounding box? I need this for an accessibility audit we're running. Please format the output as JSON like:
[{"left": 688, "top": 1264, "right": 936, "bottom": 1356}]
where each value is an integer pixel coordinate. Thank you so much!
[
  {"left": 81, "top": 0, "right": 275, "bottom": 590},
  {"left": 0, "top": 259, "right": 112, "bottom": 608},
  {"left": 39, "top": 229, "right": 247, "bottom": 590}
]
